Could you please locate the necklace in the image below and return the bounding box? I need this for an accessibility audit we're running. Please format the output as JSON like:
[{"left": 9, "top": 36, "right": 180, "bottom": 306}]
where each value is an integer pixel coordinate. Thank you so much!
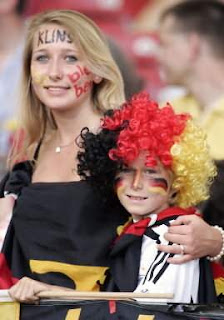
[{"left": 55, "top": 137, "right": 77, "bottom": 153}]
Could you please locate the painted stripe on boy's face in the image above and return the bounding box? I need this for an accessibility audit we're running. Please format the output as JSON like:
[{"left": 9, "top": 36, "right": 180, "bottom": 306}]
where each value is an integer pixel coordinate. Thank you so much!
[
  {"left": 115, "top": 177, "right": 125, "bottom": 196},
  {"left": 148, "top": 178, "right": 168, "bottom": 196}
]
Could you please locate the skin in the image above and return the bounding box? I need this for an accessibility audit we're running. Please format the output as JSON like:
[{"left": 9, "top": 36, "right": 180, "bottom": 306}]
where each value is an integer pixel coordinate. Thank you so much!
[
  {"left": 116, "top": 154, "right": 174, "bottom": 221},
  {"left": 159, "top": 215, "right": 222, "bottom": 264},
  {"left": 8, "top": 23, "right": 103, "bottom": 302},
  {"left": 158, "top": 16, "right": 193, "bottom": 86}
]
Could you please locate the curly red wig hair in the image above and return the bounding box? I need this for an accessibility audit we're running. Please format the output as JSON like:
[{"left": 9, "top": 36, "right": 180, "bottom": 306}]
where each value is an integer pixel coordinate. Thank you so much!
[{"left": 102, "top": 92, "right": 190, "bottom": 168}]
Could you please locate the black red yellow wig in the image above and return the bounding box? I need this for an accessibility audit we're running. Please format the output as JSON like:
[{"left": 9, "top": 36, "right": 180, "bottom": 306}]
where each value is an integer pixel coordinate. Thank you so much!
[{"left": 78, "top": 92, "right": 216, "bottom": 207}]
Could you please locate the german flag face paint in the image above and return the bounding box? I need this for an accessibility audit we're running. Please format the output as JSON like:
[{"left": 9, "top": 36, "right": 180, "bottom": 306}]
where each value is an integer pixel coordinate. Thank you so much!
[
  {"left": 115, "top": 155, "right": 173, "bottom": 221},
  {"left": 148, "top": 178, "right": 168, "bottom": 196}
]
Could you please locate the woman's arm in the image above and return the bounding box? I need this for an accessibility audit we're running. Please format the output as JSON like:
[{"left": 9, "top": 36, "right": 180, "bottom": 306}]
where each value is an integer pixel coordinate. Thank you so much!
[{"left": 157, "top": 215, "right": 223, "bottom": 264}]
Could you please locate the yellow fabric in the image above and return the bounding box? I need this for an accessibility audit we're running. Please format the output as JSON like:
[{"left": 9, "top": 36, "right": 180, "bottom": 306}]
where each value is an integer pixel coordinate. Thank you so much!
[
  {"left": 168, "top": 95, "right": 224, "bottom": 160},
  {"left": 0, "top": 302, "right": 20, "bottom": 320},
  {"left": 30, "top": 260, "right": 108, "bottom": 291},
  {"left": 214, "top": 277, "right": 224, "bottom": 296},
  {"left": 65, "top": 308, "right": 81, "bottom": 320},
  {"left": 137, "top": 315, "right": 155, "bottom": 320}
]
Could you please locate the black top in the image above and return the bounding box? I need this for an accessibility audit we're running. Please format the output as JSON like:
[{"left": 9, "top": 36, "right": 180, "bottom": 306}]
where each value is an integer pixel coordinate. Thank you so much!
[{"left": 0, "top": 160, "right": 128, "bottom": 290}]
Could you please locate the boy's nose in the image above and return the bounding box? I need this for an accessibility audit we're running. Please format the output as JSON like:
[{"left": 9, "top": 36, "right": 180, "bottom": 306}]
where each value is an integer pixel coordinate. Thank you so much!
[{"left": 132, "top": 169, "right": 143, "bottom": 190}]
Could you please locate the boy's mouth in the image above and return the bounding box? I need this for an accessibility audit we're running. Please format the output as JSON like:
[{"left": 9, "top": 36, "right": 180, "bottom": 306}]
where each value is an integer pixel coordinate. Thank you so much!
[{"left": 127, "top": 195, "right": 148, "bottom": 200}]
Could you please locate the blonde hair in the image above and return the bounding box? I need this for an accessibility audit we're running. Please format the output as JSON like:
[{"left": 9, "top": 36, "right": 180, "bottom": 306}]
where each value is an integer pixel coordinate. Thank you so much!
[
  {"left": 10, "top": 9, "right": 124, "bottom": 166},
  {"left": 171, "top": 119, "right": 217, "bottom": 208}
]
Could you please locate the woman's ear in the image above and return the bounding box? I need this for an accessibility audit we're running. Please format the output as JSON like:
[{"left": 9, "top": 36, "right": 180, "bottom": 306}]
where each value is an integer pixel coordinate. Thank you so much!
[{"left": 93, "top": 75, "right": 102, "bottom": 84}]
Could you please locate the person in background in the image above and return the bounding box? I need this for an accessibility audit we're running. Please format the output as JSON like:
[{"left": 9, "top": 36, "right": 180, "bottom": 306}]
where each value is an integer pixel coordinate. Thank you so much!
[
  {"left": 158, "top": 0, "right": 224, "bottom": 160},
  {"left": 78, "top": 92, "right": 217, "bottom": 303}
]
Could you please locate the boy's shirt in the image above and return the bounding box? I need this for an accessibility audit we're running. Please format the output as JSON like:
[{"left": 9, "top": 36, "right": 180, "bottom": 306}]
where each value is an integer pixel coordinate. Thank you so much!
[
  {"left": 135, "top": 215, "right": 199, "bottom": 303},
  {"left": 108, "top": 207, "right": 218, "bottom": 304}
]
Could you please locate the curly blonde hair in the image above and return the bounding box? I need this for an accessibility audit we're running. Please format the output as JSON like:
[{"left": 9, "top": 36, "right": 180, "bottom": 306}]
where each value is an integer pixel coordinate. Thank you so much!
[{"left": 171, "top": 119, "right": 216, "bottom": 207}]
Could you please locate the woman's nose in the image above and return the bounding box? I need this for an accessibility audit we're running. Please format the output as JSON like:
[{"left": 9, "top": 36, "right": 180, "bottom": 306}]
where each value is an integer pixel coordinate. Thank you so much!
[
  {"left": 48, "top": 60, "right": 63, "bottom": 80},
  {"left": 132, "top": 169, "right": 143, "bottom": 190}
]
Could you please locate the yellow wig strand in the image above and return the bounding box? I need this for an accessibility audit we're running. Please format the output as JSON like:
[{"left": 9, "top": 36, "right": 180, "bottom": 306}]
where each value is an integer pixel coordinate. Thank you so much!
[{"left": 171, "top": 119, "right": 216, "bottom": 208}]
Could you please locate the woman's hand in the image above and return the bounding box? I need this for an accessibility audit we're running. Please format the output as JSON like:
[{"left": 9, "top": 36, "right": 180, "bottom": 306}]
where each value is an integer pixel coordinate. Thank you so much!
[
  {"left": 9, "top": 277, "right": 75, "bottom": 303},
  {"left": 9, "top": 277, "right": 51, "bottom": 303},
  {"left": 157, "top": 215, "right": 222, "bottom": 264}
]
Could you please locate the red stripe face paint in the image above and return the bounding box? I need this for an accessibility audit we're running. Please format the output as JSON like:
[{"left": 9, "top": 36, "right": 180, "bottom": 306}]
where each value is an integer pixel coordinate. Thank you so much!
[{"left": 148, "top": 178, "right": 168, "bottom": 196}]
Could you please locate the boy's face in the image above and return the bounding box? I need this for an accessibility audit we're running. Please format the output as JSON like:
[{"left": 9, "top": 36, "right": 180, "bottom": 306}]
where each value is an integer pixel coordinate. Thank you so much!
[{"left": 115, "top": 154, "right": 174, "bottom": 221}]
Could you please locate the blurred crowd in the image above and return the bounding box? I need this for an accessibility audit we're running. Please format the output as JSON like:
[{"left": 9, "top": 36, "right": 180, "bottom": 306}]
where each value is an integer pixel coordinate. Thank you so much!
[{"left": 1, "top": 0, "right": 224, "bottom": 174}]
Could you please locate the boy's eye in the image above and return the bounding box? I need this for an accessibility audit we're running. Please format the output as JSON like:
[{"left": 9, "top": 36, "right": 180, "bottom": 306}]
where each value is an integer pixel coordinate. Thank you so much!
[
  {"left": 65, "top": 55, "right": 78, "bottom": 63},
  {"left": 120, "top": 167, "right": 132, "bottom": 173},
  {"left": 144, "top": 168, "right": 157, "bottom": 175}
]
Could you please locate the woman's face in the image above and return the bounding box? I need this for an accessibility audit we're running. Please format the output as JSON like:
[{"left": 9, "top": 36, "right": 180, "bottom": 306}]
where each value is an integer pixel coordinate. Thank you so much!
[{"left": 31, "top": 23, "right": 99, "bottom": 112}]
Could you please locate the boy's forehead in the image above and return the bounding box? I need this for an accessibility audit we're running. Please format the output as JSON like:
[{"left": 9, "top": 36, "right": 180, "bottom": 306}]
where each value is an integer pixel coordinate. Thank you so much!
[{"left": 130, "top": 154, "right": 156, "bottom": 169}]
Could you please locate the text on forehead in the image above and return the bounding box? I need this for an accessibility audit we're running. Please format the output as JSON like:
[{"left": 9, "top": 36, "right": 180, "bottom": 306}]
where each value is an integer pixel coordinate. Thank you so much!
[{"left": 37, "top": 29, "right": 72, "bottom": 46}]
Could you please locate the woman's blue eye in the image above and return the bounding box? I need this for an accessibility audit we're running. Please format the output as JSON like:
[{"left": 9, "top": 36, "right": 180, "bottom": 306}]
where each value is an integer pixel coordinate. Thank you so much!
[
  {"left": 65, "top": 55, "right": 77, "bottom": 62},
  {"left": 35, "top": 55, "right": 48, "bottom": 62}
]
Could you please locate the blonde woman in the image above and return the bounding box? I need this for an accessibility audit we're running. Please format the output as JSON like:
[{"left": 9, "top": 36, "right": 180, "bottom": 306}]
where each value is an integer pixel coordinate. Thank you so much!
[{"left": 0, "top": 9, "right": 128, "bottom": 303}]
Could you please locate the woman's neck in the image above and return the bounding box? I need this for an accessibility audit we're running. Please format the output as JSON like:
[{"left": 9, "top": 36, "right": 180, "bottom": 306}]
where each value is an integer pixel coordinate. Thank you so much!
[{"left": 51, "top": 104, "right": 102, "bottom": 146}]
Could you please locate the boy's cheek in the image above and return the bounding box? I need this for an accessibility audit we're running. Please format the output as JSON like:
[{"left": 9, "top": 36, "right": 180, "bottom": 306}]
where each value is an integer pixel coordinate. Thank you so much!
[{"left": 115, "top": 177, "right": 125, "bottom": 197}]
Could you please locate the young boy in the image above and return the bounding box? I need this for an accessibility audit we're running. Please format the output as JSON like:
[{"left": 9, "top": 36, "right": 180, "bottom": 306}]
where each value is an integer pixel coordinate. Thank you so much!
[{"left": 78, "top": 92, "right": 217, "bottom": 303}]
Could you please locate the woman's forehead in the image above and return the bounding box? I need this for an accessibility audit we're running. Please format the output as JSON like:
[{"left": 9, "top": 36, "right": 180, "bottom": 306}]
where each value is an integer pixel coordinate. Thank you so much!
[{"left": 32, "top": 23, "right": 75, "bottom": 49}]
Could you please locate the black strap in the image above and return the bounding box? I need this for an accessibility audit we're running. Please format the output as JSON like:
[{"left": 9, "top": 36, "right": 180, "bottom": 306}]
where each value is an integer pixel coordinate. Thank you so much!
[{"left": 33, "top": 138, "right": 43, "bottom": 161}]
